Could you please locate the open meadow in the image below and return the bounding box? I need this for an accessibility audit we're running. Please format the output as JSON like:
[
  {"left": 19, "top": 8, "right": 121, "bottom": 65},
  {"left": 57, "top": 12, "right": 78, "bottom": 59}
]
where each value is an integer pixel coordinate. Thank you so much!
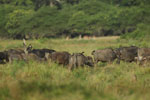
[{"left": 1, "top": 36, "right": 150, "bottom": 100}]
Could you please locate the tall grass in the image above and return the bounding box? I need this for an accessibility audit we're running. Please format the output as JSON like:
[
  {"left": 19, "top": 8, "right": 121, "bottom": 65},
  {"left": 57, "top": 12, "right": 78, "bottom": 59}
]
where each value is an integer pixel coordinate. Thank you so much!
[{"left": 0, "top": 36, "right": 150, "bottom": 100}]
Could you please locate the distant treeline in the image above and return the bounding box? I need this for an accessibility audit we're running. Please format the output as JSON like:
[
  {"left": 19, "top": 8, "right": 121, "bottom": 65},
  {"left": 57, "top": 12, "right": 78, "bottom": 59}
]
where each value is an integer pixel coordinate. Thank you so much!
[{"left": 0, "top": 0, "right": 150, "bottom": 39}]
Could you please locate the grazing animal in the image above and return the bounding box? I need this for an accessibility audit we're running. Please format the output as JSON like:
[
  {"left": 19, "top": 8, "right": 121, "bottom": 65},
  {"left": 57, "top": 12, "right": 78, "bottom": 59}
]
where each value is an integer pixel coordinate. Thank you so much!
[
  {"left": 85, "top": 56, "right": 94, "bottom": 67},
  {"left": 3, "top": 39, "right": 32, "bottom": 63},
  {"left": 4, "top": 49, "right": 26, "bottom": 63},
  {"left": 6, "top": 49, "right": 25, "bottom": 54},
  {"left": 3, "top": 44, "right": 28, "bottom": 63},
  {"left": 68, "top": 52, "right": 94, "bottom": 70},
  {"left": 3, "top": 39, "right": 50, "bottom": 63},
  {"left": 0, "top": 51, "right": 9, "bottom": 64},
  {"left": 26, "top": 44, "right": 55, "bottom": 58},
  {"left": 114, "top": 46, "right": 138, "bottom": 63},
  {"left": 23, "top": 39, "right": 51, "bottom": 61},
  {"left": 136, "top": 48, "right": 150, "bottom": 65},
  {"left": 24, "top": 52, "right": 47, "bottom": 62},
  {"left": 50, "top": 51, "right": 71, "bottom": 66},
  {"left": 91, "top": 48, "right": 117, "bottom": 63},
  {"left": 7, "top": 53, "right": 25, "bottom": 63},
  {"left": 137, "top": 48, "right": 150, "bottom": 61}
]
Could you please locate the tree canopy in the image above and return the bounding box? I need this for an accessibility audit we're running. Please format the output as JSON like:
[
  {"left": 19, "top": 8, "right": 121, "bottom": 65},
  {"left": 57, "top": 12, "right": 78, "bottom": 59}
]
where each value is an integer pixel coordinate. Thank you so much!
[{"left": 0, "top": 0, "right": 150, "bottom": 39}]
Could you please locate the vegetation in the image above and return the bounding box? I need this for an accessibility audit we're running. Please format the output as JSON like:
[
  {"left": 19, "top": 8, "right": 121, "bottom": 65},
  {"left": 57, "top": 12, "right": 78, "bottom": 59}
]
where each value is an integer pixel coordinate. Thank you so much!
[
  {"left": 0, "top": 0, "right": 150, "bottom": 39},
  {"left": 1, "top": 37, "right": 150, "bottom": 100},
  {"left": 0, "top": 0, "right": 150, "bottom": 99}
]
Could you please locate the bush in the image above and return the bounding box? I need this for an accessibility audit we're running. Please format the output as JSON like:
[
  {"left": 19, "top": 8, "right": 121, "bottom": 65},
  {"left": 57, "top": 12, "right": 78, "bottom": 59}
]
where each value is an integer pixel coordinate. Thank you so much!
[{"left": 5, "top": 9, "right": 34, "bottom": 37}]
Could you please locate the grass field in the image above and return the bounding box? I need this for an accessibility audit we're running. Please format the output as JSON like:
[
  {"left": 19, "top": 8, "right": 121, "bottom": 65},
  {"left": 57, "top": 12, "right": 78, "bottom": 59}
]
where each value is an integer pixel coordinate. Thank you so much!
[{"left": 0, "top": 36, "right": 150, "bottom": 100}]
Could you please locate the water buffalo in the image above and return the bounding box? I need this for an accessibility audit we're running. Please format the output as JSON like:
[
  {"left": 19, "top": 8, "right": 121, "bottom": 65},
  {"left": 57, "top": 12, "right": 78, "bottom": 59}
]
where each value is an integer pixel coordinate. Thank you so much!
[
  {"left": 114, "top": 46, "right": 138, "bottom": 63},
  {"left": 68, "top": 52, "right": 94, "bottom": 70},
  {"left": 91, "top": 48, "right": 117, "bottom": 63},
  {"left": 23, "top": 43, "right": 51, "bottom": 62},
  {"left": 26, "top": 44, "right": 56, "bottom": 58},
  {"left": 4, "top": 39, "right": 50, "bottom": 63},
  {"left": 136, "top": 48, "right": 150, "bottom": 65},
  {"left": 0, "top": 51, "right": 9, "bottom": 64},
  {"left": 7, "top": 53, "right": 25, "bottom": 63},
  {"left": 24, "top": 52, "right": 48, "bottom": 62},
  {"left": 8, "top": 51, "right": 48, "bottom": 63},
  {"left": 6, "top": 49, "right": 25, "bottom": 54},
  {"left": 4, "top": 49, "right": 26, "bottom": 63},
  {"left": 50, "top": 51, "right": 71, "bottom": 66},
  {"left": 23, "top": 39, "right": 55, "bottom": 61},
  {"left": 137, "top": 48, "right": 150, "bottom": 60}
]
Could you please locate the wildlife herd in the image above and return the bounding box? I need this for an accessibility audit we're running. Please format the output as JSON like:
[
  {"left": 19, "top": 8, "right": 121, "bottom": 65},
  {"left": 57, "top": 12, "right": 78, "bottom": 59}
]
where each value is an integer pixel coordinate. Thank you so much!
[{"left": 0, "top": 39, "right": 150, "bottom": 70}]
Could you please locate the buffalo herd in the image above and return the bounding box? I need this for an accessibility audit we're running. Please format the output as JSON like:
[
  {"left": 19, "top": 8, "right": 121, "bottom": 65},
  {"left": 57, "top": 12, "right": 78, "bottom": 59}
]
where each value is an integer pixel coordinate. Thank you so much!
[{"left": 0, "top": 39, "right": 150, "bottom": 69}]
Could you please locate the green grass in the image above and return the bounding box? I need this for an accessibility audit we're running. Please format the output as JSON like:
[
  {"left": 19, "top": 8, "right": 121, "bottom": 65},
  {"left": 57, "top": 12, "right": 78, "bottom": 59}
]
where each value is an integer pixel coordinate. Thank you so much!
[{"left": 0, "top": 36, "right": 150, "bottom": 100}]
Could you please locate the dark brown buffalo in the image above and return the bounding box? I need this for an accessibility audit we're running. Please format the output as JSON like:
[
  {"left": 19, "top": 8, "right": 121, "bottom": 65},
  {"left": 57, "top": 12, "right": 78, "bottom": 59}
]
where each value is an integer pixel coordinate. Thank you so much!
[
  {"left": 22, "top": 41, "right": 55, "bottom": 61},
  {"left": 25, "top": 52, "right": 48, "bottom": 62},
  {"left": 91, "top": 48, "right": 117, "bottom": 63},
  {"left": 50, "top": 51, "right": 71, "bottom": 66},
  {"left": 68, "top": 52, "right": 94, "bottom": 70},
  {"left": 26, "top": 44, "right": 56, "bottom": 58},
  {"left": 114, "top": 46, "right": 138, "bottom": 62},
  {"left": 23, "top": 44, "right": 51, "bottom": 62}
]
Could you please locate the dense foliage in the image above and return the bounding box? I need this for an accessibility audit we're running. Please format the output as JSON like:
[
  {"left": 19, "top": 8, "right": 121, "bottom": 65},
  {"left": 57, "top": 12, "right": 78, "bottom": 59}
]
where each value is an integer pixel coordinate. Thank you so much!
[{"left": 0, "top": 0, "right": 150, "bottom": 39}]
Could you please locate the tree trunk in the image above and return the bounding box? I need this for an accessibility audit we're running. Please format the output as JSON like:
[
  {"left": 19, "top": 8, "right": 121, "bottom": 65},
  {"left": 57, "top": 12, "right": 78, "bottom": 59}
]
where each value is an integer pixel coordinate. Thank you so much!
[{"left": 50, "top": 1, "right": 54, "bottom": 7}]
